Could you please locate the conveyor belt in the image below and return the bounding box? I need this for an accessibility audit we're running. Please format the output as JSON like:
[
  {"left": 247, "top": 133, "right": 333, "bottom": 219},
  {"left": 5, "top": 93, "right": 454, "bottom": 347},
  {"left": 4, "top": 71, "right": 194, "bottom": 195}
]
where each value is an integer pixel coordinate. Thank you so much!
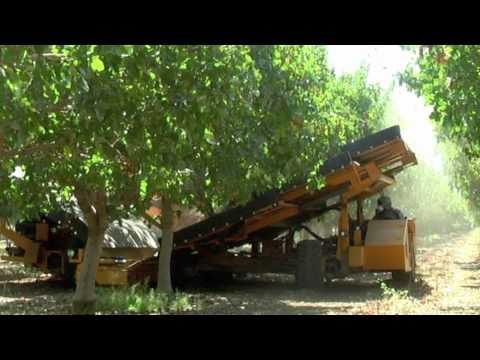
[
  {"left": 174, "top": 189, "right": 281, "bottom": 244},
  {"left": 173, "top": 125, "right": 414, "bottom": 249},
  {"left": 342, "top": 126, "right": 401, "bottom": 157}
]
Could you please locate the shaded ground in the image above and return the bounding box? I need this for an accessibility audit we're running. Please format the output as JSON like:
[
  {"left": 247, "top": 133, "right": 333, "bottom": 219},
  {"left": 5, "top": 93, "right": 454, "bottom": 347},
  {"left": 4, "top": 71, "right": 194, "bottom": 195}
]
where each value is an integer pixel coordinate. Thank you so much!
[
  {"left": 0, "top": 262, "right": 74, "bottom": 315},
  {"left": 1, "top": 229, "right": 479, "bottom": 315}
]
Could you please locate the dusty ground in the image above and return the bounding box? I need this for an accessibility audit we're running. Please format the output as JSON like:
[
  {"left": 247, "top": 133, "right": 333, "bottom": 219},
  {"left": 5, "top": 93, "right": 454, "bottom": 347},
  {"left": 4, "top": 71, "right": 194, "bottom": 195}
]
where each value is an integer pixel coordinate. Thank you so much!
[
  {"left": 1, "top": 229, "right": 479, "bottom": 315},
  {"left": 185, "top": 229, "right": 480, "bottom": 315},
  {"left": 0, "top": 251, "right": 74, "bottom": 314}
]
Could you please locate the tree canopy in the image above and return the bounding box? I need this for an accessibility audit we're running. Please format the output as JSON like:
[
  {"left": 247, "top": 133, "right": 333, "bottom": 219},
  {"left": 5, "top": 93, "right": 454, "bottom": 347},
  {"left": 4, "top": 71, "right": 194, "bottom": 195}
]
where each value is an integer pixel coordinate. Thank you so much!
[
  {"left": 400, "top": 45, "right": 480, "bottom": 221},
  {"left": 0, "top": 45, "right": 387, "bottom": 218},
  {"left": 0, "top": 45, "right": 388, "bottom": 313}
]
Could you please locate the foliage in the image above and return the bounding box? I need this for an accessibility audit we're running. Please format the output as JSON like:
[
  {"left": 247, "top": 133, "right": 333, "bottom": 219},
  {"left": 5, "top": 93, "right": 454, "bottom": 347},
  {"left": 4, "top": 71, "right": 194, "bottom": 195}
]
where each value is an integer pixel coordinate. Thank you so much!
[
  {"left": 369, "top": 97, "right": 474, "bottom": 235},
  {"left": 0, "top": 45, "right": 388, "bottom": 217},
  {"left": 0, "top": 45, "right": 284, "bottom": 303},
  {"left": 0, "top": 45, "right": 390, "bottom": 305},
  {"left": 440, "top": 139, "right": 480, "bottom": 222},
  {"left": 380, "top": 281, "right": 410, "bottom": 300},
  {"left": 310, "top": 64, "right": 387, "bottom": 187},
  {"left": 0, "top": 45, "right": 261, "bottom": 220},
  {"left": 364, "top": 281, "right": 421, "bottom": 315},
  {"left": 400, "top": 45, "right": 480, "bottom": 222},
  {"left": 95, "top": 282, "right": 199, "bottom": 314}
]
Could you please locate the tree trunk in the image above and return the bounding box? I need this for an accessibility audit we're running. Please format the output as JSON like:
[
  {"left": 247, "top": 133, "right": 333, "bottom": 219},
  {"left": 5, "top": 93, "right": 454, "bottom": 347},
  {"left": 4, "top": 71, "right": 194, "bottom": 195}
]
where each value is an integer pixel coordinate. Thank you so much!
[
  {"left": 72, "top": 190, "right": 107, "bottom": 315},
  {"left": 157, "top": 196, "right": 174, "bottom": 294}
]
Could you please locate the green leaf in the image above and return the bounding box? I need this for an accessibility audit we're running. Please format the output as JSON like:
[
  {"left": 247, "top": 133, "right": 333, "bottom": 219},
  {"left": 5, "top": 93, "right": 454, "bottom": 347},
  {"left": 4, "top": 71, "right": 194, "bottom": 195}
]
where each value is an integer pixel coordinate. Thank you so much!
[{"left": 91, "top": 55, "right": 105, "bottom": 72}]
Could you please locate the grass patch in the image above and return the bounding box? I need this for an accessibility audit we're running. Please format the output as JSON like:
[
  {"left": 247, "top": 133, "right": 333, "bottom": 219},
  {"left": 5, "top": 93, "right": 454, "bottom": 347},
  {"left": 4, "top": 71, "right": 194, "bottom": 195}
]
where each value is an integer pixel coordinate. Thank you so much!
[
  {"left": 380, "top": 281, "right": 410, "bottom": 300},
  {"left": 96, "top": 282, "right": 202, "bottom": 315},
  {"left": 1, "top": 281, "right": 13, "bottom": 297},
  {"left": 364, "top": 281, "right": 425, "bottom": 314}
]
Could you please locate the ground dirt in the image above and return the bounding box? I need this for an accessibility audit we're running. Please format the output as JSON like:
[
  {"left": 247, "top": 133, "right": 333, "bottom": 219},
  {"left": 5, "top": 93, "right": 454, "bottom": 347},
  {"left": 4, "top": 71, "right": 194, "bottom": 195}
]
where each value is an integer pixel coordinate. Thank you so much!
[{"left": 1, "top": 229, "right": 479, "bottom": 315}]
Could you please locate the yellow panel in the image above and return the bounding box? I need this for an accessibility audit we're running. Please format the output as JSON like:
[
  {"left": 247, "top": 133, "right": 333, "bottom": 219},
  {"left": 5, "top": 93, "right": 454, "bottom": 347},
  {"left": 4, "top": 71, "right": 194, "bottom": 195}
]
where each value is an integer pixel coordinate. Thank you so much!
[
  {"left": 365, "top": 220, "right": 407, "bottom": 246},
  {"left": 353, "top": 229, "right": 362, "bottom": 246},
  {"left": 23, "top": 242, "right": 40, "bottom": 264},
  {"left": 0, "top": 225, "right": 38, "bottom": 263},
  {"left": 349, "top": 246, "right": 364, "bottom": 268},
  {"left": 75, "top": 263, "right": 129, "bottom": 286},
  {"left": 95, "top": 268, "right": 129, "bottom": 286},
  {"left": 364, "top": 245, "right": 407, "bottom": 271},
  {"left": 35, "top": 223, "right": 49, "bottom": 242}
]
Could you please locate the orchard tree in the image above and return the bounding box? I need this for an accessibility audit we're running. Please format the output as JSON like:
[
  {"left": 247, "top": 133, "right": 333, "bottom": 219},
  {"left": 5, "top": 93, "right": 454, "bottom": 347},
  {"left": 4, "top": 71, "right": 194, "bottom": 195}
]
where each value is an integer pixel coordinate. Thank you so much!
[
  {"left": 246, "top": 46, "right": 386, "bottom": 191},
  {"left": 148, "top": 45, "right": 389, "bottom": 292},
  {"left": 0, "top": 45, "right": 277, "bottom": 311},
  {"left": 0, "top": 45, "right": 311, "bottom": 310},
  {"left": 400, "top": 45, "right": 480, "bottom": 221},
  {"left": 138, "top": 45, "right": 277, "bottom": 292},
  {"left": 368, "top": 96, "right": 473, "bottom": 234},
  {"left": 0, "top": 45, "right": 172, "bottom": 313},
  {"left": 0, "top": 45, "right": 389, "bottom": 314}
]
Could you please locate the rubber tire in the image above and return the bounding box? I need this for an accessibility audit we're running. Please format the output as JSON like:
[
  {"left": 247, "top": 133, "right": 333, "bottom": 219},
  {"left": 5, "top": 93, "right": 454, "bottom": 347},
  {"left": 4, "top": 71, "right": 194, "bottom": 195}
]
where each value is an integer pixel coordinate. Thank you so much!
[
  {"left": 62, "top": 262, "right": 77, "bottom": 289},
  {"left": 234, "top": 273, "right": 248, "bottom": 280},
  {"left": 171, "top": 254, "right": 197, "bottom": 288},
  {"left": 296, "top": 240, "right": 325, "bottom": 289},
  {"left": 391, "top": 238, "right": 416, "bottom": 287},
  {"left": 391, "top": 271, "right": 414, "bottom": 287}
]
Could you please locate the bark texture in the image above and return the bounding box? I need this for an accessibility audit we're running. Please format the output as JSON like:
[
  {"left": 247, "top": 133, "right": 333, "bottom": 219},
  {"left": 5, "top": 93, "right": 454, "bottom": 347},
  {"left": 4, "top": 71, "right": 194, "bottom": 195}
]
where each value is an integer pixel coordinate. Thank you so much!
[
  {"left": 157, "top": 196, "right": 174, "bottom": 294},
  {"left": 72, "top": 190, "right": 107, "bottom": 315}
]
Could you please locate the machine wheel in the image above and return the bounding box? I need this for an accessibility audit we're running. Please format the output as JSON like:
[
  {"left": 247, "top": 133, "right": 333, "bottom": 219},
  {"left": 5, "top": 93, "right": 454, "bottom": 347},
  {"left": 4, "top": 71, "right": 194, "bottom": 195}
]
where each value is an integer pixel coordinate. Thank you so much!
[
  {"left": 391, "top": 236, "right": 417, "bottom": 287},
  {"left": 234, "top": 272, "right": 249, "bottom": 280},
  {"left": 171, "top": 253, "right": 198, "bottom": 288},
  {"left": 391, "top": 270, "right": 414, "bottom": 287},
  {"left": 62, "top": 262, "right": 77, "bottom": 289},
  {"left": 296, "top": 240, "right": 325, "bottom": 289}
]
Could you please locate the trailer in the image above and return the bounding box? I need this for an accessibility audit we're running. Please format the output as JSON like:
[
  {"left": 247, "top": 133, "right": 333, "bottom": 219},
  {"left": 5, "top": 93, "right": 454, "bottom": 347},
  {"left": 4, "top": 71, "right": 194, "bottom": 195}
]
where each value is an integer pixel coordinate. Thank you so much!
[{"left": 0, "top": 125, "right": 418, "bottom": 288}]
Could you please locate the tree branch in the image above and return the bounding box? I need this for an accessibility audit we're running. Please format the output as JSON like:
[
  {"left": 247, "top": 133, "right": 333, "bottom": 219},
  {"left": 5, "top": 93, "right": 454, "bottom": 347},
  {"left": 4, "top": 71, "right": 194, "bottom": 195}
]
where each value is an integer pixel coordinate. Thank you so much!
[
  {"left": 31, "top": 53, "right": 66, "bottom": 61},
  {"left": 0, "top": 142, "right": 62, "bottom": 160},
  {"left": 74, "top": 189, "right": 96, "bottom": 227},
  {"left": 95, "top": 190, "right": 108, "bottom": 229}
]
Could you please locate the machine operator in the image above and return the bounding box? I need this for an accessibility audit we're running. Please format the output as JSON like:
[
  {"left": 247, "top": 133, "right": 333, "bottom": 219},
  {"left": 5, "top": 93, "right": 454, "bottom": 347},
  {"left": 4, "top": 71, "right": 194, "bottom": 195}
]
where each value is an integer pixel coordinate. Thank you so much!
[{"left": 373, "top": 195, "right": 406, "bottom": 220}]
